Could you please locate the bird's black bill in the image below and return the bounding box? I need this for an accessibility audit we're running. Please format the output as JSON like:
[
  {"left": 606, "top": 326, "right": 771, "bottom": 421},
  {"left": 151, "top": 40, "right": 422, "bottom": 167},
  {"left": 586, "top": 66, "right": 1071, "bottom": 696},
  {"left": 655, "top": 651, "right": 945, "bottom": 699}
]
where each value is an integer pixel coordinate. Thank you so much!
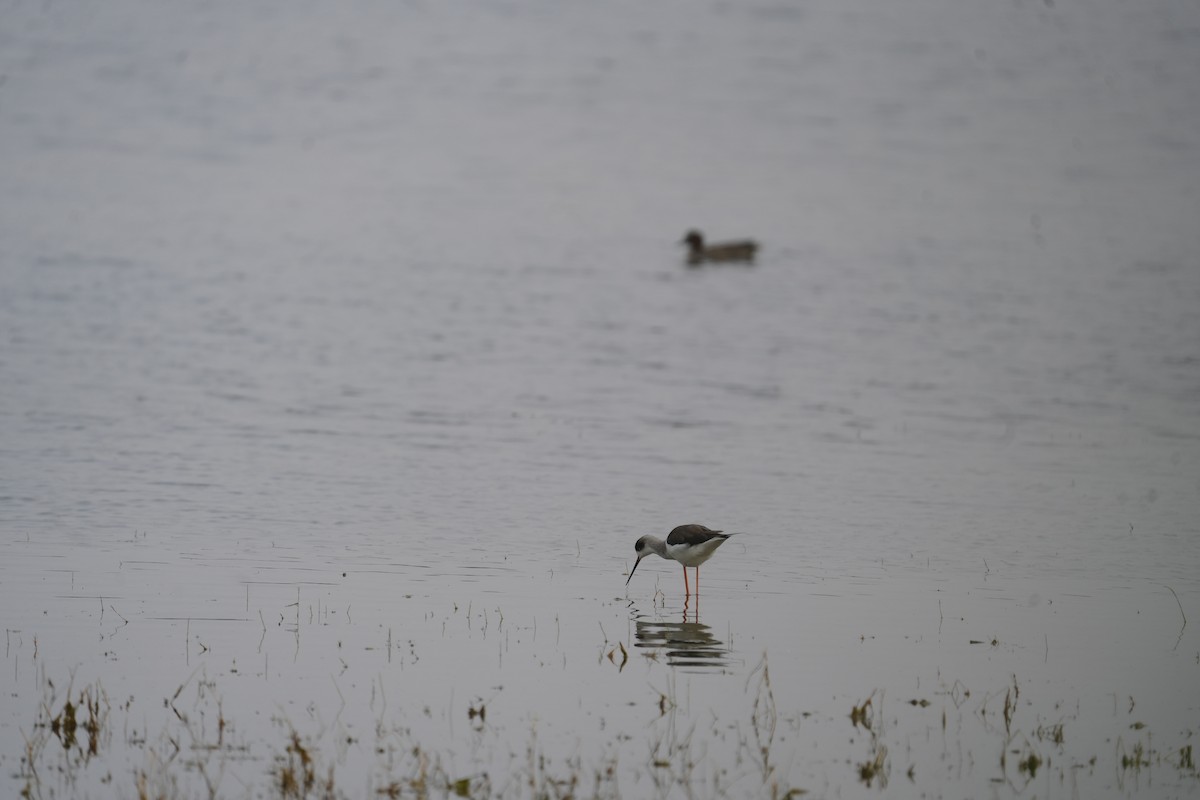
[{"left": 626, "top": 556, "right": 643, "bottom": 586}]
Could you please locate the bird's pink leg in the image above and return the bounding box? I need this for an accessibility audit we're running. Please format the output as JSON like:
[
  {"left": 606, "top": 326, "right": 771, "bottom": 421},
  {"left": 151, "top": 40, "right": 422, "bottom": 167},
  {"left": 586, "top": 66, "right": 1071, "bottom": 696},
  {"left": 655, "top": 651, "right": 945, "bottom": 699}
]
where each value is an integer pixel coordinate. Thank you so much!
[
  {"left": 682, "top": 565, "right": 690, "bottom": 595},
  {"left": 696, "top": 567, "right": 700, "bottom": 595}
]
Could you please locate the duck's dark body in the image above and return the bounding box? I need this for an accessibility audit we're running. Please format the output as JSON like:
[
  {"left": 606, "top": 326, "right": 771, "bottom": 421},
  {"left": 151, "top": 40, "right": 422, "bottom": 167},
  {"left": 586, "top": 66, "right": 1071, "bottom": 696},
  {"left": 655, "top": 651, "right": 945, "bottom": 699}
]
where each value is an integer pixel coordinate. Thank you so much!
[{"left": 681, "top": 230, "right": 758, "bottom": 265}]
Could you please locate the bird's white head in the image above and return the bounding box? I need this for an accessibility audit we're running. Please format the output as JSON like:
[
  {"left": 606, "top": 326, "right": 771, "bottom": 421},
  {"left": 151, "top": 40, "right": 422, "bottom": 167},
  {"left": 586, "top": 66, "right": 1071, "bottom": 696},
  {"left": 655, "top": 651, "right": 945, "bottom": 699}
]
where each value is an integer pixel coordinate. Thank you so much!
[{"left": 626, "top": 536, "right": 661, "bottom": 586}]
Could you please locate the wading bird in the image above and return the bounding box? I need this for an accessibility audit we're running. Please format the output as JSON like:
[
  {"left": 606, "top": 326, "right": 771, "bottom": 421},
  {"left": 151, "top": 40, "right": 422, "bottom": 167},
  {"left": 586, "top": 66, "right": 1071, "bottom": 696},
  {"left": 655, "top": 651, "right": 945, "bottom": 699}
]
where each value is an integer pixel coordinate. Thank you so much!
[{"left": 626, "top": 524, "right": 738, "bottom": 595}]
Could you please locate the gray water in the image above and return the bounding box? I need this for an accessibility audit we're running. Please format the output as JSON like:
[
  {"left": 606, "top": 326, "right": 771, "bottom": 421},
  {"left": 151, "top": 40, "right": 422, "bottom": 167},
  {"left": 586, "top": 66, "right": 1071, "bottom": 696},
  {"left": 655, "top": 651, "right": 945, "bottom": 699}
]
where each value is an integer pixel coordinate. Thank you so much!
[{"left": 2, "top": 1, "right": 1199, "bottom": 797}]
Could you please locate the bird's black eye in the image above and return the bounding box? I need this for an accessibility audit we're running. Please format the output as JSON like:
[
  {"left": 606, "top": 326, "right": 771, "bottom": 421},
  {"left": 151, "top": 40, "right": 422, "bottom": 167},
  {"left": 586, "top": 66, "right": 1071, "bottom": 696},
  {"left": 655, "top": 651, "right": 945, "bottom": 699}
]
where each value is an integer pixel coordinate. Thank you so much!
[{"left": 634, "top": 536, "right": 647, "bottom": 551}]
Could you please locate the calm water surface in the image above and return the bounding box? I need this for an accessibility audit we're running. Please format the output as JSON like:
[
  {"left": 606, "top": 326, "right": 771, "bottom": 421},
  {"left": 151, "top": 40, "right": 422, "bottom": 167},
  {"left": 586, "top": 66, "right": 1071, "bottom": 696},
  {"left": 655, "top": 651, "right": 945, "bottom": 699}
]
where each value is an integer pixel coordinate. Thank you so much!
[{"left": 2, "top": 0, "right": 1198, "bottom": 797}]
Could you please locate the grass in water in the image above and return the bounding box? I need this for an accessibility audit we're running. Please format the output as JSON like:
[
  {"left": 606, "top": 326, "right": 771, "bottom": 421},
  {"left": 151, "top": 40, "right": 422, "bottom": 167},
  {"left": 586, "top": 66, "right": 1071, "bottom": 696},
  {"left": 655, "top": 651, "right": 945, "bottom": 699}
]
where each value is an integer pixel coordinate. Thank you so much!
[{"left": 12, "top": 661, "right": 1200, "bottom": 799}]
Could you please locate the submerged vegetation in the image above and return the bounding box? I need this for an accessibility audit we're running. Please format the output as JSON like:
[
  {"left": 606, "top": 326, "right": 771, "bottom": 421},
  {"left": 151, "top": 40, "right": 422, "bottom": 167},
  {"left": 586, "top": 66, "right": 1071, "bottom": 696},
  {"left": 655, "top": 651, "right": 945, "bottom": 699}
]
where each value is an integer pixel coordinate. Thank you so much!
[
  {"left": 7, "top": 583, "right": 1198, "bottom": 798},
  {"left": 13, "top": 655, "right": 1199, "bottom": 799}
]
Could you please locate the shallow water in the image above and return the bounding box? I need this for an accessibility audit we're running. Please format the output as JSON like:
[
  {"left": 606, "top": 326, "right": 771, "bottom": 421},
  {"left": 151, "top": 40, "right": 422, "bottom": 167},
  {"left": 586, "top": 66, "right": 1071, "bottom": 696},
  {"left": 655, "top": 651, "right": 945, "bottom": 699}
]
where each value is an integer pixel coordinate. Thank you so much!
[{"left": 2, "top": 0, "right": 1199, "bottom": 797}]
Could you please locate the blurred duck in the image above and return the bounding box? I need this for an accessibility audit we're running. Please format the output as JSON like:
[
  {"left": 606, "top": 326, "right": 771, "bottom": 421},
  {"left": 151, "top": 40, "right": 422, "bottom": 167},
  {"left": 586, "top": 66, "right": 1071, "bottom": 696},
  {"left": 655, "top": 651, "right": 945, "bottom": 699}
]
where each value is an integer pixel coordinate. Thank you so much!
[{"left": 681, "top": 229, "right": 758, "bottom": 265}]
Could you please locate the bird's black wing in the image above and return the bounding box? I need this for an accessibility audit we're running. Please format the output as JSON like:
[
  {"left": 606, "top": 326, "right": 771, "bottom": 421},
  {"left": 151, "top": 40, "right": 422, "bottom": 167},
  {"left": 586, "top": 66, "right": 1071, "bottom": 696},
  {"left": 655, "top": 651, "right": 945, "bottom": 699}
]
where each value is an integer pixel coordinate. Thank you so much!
[{"left": 667, "top": 524, "right": 725, "bottom": 546}]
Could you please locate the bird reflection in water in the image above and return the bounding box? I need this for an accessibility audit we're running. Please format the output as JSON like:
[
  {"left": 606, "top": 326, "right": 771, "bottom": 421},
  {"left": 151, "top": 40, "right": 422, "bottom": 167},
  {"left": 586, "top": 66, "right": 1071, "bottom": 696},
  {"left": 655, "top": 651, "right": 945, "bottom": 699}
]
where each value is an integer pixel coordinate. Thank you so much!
[{"left": 631, "top": 595, "right": 733, "bottom": 671}]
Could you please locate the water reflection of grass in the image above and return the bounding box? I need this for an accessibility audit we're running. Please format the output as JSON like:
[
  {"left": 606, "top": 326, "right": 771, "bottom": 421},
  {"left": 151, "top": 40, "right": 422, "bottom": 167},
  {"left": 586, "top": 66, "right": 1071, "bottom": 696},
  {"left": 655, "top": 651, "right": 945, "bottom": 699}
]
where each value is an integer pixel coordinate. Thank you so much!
[{"left": 15, "top": 662, "right": 1200, "bottom": 799}]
